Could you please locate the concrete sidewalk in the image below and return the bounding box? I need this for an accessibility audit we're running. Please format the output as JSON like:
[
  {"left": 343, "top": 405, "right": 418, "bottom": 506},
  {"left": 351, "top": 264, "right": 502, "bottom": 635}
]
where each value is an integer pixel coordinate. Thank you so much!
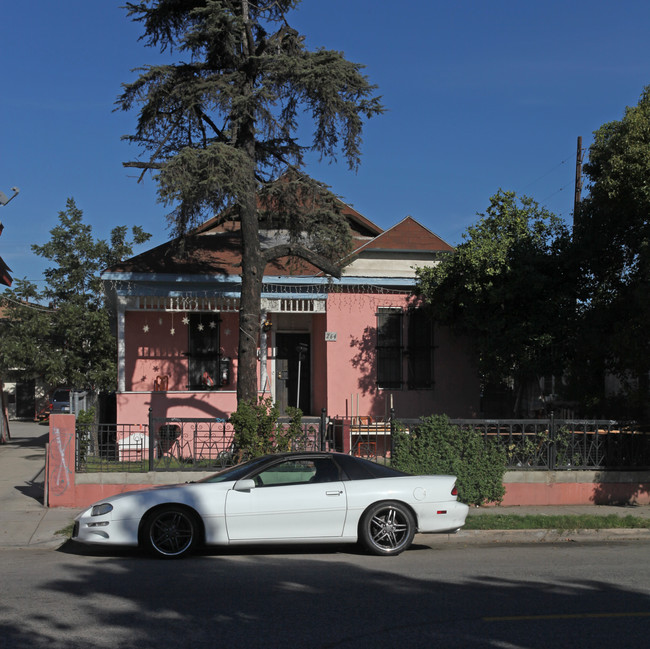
[
  {"left": 0, "top": 420, "right": 81, "bottom": 549},
  {"left": 0, "top": 419, "right": 649, "bottom": 550}
]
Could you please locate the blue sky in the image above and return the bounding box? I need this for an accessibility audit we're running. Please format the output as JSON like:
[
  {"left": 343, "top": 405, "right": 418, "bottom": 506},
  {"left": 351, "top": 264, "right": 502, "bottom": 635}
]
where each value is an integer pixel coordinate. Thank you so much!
[{"left": 2, "top": 1, "right": 650, "bottom": 286}]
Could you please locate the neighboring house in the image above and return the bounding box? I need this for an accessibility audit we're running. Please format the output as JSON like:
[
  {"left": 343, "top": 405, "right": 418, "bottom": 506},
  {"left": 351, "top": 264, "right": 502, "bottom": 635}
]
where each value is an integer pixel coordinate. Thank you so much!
[
  {"left": 102, "top": 191, "right": 480, "bottom": 425},
  {"left": 0, "top": 304, "right": 48, "bottom": 420}
]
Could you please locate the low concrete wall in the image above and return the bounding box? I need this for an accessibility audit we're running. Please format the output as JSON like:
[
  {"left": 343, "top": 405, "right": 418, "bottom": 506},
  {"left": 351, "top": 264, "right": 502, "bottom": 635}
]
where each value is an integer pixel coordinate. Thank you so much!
[{"left": 502, "top": 470, "right": 650, "bottom": 506}]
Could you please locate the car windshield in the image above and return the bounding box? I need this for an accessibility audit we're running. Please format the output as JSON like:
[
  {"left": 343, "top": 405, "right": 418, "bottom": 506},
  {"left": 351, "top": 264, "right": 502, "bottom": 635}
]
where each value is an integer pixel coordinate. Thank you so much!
[{"left": 198, "top": 456, "right": 272, "bottom": 483}]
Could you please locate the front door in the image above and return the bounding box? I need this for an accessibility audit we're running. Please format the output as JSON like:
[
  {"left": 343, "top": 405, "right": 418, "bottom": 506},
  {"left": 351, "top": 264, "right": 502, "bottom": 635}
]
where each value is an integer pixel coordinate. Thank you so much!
[{"left": 275, "top": 332, "right": 311, "bottom": 414}]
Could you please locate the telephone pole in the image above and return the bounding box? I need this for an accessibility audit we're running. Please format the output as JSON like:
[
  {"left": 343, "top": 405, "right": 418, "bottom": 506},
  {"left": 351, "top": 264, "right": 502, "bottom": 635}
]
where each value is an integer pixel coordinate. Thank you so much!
[{"left": 573, "top": 136, "right": 583, "bottom": 232}]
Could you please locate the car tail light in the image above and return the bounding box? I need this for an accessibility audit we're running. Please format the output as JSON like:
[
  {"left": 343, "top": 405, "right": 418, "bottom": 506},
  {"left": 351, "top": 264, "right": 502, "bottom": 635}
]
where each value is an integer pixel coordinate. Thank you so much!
[{"left": 451, "top": 484, "right": 458, "bottom": 496}]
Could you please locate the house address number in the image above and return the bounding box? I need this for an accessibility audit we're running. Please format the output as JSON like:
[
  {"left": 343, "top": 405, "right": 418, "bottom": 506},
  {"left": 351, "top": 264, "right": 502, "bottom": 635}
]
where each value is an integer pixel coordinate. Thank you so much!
[{"left": 325, "top": 332, "right": 337, "bottom": 342}]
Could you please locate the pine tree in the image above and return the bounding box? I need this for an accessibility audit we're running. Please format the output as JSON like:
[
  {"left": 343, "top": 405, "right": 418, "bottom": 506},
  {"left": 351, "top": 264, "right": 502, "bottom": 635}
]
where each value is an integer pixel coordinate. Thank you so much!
[{"left": 118, "top": 0, "right": 383, "bottom": 403}]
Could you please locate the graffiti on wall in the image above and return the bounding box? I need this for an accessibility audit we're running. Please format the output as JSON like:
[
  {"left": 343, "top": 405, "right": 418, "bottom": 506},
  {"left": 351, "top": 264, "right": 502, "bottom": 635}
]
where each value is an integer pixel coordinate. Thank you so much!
[{"left": 50, "top": 427, "right": 72, "bottom": 496}]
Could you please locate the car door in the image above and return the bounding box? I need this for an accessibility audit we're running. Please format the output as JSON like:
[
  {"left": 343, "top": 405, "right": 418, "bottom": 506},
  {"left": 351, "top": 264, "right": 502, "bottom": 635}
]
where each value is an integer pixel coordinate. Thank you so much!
[{"left": 224, "top": 457, "right": 347, "bottom": 541}]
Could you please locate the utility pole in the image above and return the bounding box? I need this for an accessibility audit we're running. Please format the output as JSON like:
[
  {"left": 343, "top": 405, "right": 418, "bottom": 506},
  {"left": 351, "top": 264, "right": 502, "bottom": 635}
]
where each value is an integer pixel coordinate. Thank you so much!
[{"left": 573, "top": 136, "right": 583, "bottom": 232}]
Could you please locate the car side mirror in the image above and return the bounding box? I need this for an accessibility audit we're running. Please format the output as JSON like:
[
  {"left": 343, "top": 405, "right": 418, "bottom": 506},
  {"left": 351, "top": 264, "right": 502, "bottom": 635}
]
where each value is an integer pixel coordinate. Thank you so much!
[{"left": 233, "top": 479, "right": 256, "bottom": 492}]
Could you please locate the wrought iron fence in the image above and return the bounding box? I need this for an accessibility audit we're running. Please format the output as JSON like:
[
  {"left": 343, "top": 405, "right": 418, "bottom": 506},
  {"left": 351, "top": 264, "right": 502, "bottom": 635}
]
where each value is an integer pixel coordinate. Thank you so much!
[
  {"left": 446, "top": 418, "right": 650, "bottom": 470},
  {"left": 75, "top": 423, "right": 149, "bottom": 472},
  {"left": 76, "top": 415, "right": 650, "bottom": 473},
  {"left": 76, "top": 416, "right": 324, "bottom": 473}
]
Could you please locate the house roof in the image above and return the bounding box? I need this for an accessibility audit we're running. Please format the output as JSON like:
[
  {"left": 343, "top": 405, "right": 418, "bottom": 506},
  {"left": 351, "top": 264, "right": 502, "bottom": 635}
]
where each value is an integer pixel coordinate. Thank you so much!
[
  {"left": 0, "top": 255, "right": 11, "bottom": 287},
  {"left": 350, "top": 216, "right": 453, "bottom": 255},
  {"left": 105, "top": 190, "right": 452, "bottom": 280},
  {"left": 0, "top": 221, "right": 12, "bottom": 286}
]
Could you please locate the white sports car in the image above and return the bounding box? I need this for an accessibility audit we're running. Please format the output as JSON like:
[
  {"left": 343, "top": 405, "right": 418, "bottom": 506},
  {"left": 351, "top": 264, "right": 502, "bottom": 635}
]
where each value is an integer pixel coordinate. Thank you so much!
[{"left": 72, "top": 452, "right": 469, "bottom": 558}]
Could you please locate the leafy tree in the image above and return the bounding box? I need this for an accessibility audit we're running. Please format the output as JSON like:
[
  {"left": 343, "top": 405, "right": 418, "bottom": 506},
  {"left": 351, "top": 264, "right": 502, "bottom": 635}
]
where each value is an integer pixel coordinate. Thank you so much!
[
  {"left": 416, "top": 190, "right": 574, "bottom": 412},
  {"left": 118, "top": 0, "right": 383, "bottom": 403},
  {"left": 0, "top": 198, "right": 151, "bottom": 391},
  {"left": 574, "top": 86, "right": 650, "bottom": 415}
]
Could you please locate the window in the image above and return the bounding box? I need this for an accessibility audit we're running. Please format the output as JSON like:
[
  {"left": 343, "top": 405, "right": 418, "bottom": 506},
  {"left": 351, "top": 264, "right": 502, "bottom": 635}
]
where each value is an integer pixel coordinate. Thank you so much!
[
  {"left": 254, "top": 458, "right": 340, "bottom": 487},
  {"left": 407, "top": 308, "right": 434, "bottom": 389},
  {"left": 187, "top": 314, "right": 221, "bottom": 390},
  {"left": 376, "top": 308, "right": 403, "bottom": 389},
  {"left": 376, "top": 307, "right": 434, "bottom": 390}
]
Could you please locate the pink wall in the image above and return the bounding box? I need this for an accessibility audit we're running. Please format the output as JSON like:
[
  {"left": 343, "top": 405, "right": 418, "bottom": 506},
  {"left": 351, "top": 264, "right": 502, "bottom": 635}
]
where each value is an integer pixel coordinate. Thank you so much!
[
  {"left": 125, "top": 310, "right": 240, "bottom": 391},
  {"left": 324, "top": 292, "right": 480, "bottom": 419},
  {"left": 311, "top": 312, "right": 328, "bottom": 413},
  {"left": 47, "top": 414, "right": 77, "bottom": 507},
  {"left": 116, "top": 390, "right": 238, "bottom": 425},
  {"left": 119, "top": 293, "right": 479, "bottom": 424},
  {"left": 501, "top": 482, "right": 650, "bottom": 506}
]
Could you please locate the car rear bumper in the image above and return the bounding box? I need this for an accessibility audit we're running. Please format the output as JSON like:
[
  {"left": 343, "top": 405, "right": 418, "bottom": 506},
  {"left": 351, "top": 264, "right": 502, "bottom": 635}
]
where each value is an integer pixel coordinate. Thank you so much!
[{"left": 415, "top": 500, "right": 469, "bottom": 534}]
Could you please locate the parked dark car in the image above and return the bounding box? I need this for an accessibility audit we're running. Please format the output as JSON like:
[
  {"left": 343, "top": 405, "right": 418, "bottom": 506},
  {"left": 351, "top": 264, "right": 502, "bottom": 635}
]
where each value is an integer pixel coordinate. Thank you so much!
[{"left": 49, "top": 388, "right": 71, "bottom": 414}]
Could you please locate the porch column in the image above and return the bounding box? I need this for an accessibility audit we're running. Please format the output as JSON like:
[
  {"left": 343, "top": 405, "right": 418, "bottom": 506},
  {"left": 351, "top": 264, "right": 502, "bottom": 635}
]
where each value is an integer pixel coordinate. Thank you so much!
[{"left": 117, "top": 296, "right": 126, "bottom": 392}]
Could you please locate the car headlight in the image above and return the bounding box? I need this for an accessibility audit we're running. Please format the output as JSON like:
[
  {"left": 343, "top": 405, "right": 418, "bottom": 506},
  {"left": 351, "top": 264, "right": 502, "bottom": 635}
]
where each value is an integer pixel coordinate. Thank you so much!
[{"left": 91, "top": 503, "right": 113, "bottom": 516}]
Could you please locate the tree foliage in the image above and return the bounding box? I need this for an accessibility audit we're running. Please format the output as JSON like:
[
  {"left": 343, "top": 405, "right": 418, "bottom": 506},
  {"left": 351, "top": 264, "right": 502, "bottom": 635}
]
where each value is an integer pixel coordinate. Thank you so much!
[
  {"left": 416, "top": 190, "right": 573, "bottom": 394},
  {"left": 0, "top": 198, "right": 150, "bottom": 391},
  {"left": 574, "top": 86, "right": 650, "bottom": 414},
  {"left": 119, "top": 0, "right": 383, "bottom": 403}
]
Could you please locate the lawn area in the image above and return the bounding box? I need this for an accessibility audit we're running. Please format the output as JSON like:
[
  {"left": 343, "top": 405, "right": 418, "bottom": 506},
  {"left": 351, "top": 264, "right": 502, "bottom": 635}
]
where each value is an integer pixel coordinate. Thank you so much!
[{"left": 463, "top": 514, "right": 650, "bottom": 531}]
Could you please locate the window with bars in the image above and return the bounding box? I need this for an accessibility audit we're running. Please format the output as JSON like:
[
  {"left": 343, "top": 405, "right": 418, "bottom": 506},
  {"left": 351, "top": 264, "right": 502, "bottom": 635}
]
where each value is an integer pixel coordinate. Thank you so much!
[
  {"left": 407, "top": 308, "right": 434, "bottom": 389},
  {"left": 187, "top": 314, "right": 221, "bottom": 390},
  {"left": 376, "top": 307, "right": 434, "bottom": 390},
  {"left": 376, "top": 308, "right": 403, "bottom": 389}
]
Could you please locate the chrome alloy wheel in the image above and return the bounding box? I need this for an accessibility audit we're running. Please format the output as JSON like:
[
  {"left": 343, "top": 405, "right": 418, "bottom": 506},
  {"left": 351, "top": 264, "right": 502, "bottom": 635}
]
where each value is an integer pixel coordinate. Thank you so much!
[
  {"left": 361, "top": 501, "right": 415, "bottom": 556},
  {"left": 144, "top": 507, "right": 198, "bottom": 558}
]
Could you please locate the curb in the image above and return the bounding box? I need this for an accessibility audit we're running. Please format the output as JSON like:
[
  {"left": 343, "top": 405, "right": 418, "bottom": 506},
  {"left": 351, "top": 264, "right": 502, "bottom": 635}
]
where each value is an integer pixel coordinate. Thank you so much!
[{"left": 419, "top": 528, "right": 650, "bottom": 545}]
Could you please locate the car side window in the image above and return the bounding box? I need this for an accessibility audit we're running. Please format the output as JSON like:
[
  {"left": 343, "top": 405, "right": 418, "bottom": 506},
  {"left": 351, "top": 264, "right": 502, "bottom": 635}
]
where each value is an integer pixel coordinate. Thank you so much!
[
  {"left": 253, "top": 458, "right": 341, "bottom": 487},
  {"left": 254, "top": 459, "right": 317, "bottom": 487}
]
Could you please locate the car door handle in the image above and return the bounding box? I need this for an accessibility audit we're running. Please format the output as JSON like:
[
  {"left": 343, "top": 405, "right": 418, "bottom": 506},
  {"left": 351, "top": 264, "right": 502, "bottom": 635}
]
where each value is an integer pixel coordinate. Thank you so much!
[{"left": 326, "top": 490, "right": 343, "bottom": 496}]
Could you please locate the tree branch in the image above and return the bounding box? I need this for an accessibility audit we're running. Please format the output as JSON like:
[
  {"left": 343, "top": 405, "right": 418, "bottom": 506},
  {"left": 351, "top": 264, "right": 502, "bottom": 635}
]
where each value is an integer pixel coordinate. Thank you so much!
[
  {"left": 262, "top": 243, "right": 342, "bottom": 278},
  {"left": 123, "top": 161, "right": 166, "bottom": 170}
]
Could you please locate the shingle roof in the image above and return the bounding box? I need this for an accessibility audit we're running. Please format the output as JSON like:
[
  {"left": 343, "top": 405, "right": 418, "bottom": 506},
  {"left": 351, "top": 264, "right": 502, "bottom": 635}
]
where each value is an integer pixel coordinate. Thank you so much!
[{"left": 104, "top": 194, "right": 452, "bottom": 278}]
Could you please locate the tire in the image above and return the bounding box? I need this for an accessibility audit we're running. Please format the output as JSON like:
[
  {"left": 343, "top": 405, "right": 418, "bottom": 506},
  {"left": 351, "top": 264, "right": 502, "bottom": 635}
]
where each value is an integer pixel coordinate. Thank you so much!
[
  {"left": 141, "top": 505, "right": 201, "bottom": 559},
  {"left": 359, "top": 501, "right": 416, "bottom": 556}
]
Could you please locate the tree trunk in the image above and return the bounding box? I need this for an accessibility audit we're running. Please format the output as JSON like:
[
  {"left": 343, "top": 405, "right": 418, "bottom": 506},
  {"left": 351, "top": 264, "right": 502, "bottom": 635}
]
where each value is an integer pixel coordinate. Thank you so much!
[
  {"left": 237, "top": 192, "right": 264, "bottom": 404},
  {"left": 235, "top": 70, "right": 262, "bottom": 404}
]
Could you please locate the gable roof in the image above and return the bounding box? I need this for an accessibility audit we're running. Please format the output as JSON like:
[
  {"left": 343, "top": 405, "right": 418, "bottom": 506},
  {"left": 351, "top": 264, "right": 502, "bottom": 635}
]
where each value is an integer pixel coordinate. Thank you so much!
[
  {"left": 104, "top": 194, "right": 451, "bottom": 280},
  {"left": 0, "top": 255, "right": 11, "bottom": 287},
  {"left": 193, "top": 197, "right": 382, "bottom": 240},
  {"left": 106, "top": 183, "right": 385, "bottom": 277},
  {"left": 0, "top": 222, "right": 12, "bottom": 286},
  {"left": 352, "top": 216, "right": 453, "bottom": 255}
]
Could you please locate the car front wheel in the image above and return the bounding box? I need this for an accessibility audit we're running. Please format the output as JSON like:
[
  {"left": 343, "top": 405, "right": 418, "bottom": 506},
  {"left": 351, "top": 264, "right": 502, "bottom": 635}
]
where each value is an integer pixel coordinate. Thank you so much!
[
  {"left": 359, "top": 501, "right": 415, "bottom": 556},
  {"left": 141, "top": 506, "right": 200, "bottom": 559}
]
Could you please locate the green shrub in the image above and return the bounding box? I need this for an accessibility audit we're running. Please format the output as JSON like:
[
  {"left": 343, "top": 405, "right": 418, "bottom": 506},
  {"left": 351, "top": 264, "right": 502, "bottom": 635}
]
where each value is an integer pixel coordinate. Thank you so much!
[
  {"left": 275, "top": 406, "right": 308, "bottom": 452},
  {"left": 392, "top": 414, "right": 506, "bottom": 505},
  {"left": 230, "top": 397, "right": 279, "bottom": 458},
  {"left": 75, "top": 407, "right": 96, "bottom": 466}
]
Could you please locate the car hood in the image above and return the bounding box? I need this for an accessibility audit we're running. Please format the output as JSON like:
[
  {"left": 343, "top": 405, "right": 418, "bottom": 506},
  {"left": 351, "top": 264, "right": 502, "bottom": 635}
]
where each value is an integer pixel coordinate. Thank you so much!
[{"left": 86, "top": 480, "right": 234, "bottom": 509}]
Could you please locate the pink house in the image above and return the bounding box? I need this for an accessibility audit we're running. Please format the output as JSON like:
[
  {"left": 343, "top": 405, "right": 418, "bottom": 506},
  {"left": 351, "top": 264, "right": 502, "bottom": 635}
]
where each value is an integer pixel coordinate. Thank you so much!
[{"left": 102, "top": 195, "right": 480, "bottom": 428}]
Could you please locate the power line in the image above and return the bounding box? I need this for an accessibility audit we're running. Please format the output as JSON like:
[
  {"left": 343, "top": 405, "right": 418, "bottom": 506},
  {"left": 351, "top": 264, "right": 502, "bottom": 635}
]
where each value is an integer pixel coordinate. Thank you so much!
[
  {"left": 0, "top": 292, "right": 52, "bottom": 313},
  {"left": 520, "top": 154, "right": 574, "bottom": 193}
]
